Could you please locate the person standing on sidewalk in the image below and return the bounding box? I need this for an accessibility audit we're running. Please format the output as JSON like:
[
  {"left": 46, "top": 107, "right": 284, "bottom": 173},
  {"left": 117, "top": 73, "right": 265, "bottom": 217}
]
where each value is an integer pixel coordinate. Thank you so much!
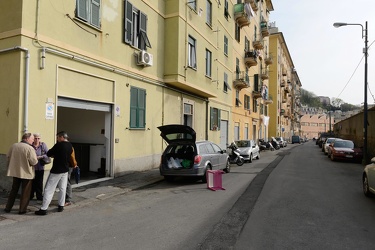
[
  {"left": 35, "top": 131, "right": 77, "bottom": 215},
  {"left": 4, "top": 133, "right": 38, "bottom": 214},
  {"left": 65, "top": 147, "right": 77, "bottom": 206},
  {"left": 30, "top": 133, "right": 49, "bottom": 202}
]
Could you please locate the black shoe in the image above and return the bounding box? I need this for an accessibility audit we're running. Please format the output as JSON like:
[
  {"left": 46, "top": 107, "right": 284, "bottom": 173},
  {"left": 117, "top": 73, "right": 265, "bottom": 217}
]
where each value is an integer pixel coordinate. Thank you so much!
[
  {"left": 35, "top": 209, "right": 47, "bottom": 215},
  {"left": 19, "top": 211, "right": 27, "bottom": 215},
  {"left": 58, "top": 206, "right": 64, "bottom": 212},
  {"left": 4, "top": 208, "right": 10, "bottom": 213}
]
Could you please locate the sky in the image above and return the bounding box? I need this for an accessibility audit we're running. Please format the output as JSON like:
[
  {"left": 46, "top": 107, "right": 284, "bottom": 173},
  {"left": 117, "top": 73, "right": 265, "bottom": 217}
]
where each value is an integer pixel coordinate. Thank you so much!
[{"left": 270, "top": 0, "right": 375, "bottom": 106}]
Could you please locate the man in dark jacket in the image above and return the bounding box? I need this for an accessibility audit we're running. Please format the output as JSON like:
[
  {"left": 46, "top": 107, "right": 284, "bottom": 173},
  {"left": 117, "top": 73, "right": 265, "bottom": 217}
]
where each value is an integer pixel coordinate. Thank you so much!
[{"left": 35, "top": 131, "right": 77, "bottom": 215}]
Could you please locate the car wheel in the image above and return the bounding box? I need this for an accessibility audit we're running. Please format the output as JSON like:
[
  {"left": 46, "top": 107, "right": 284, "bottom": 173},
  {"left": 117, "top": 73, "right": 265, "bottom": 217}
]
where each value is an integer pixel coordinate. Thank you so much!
[
  {"left": 202, "top": 165, "right": 211, "bottom": 183},
  {"left": 330, "top": 153, "right": 335, "bottom": 161},
  {"left": 256, "top": 152, "right": 260, "bottom": 160},
  {"left": 224, "top": 160, "right": 230, "bottom": 173},
  {"left": 363, "top": 174, "right": 372, "bottom": 197},
  {"left": 249, "top": 153, "right": 253, "bottom": 163}
]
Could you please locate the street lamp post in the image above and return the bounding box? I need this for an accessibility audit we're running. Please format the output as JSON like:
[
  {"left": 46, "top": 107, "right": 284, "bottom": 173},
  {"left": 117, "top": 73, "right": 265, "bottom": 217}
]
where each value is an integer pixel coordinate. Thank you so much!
[{"left": 333, "top": 21, "right": 368, "bottom": 164}]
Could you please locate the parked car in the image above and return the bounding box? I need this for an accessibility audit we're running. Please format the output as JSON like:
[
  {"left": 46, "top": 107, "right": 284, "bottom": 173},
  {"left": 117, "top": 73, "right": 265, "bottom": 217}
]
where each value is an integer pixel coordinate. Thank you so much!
[
  {"left": 328, "top": 139, "right": 362, "bottom": 163},
  {"left": 322, "top": 137, "right": 337, "bottom": 154},
  {"left": 235, "top": 139, "right": 260, "bottom": 163},
  {"left": 275, "top": 137, "right": 287, "bottom": 148},
  {"left": 158, "top": 125, "right": 230, "bottom": 182},
  {"left": 363, "top": 157, "right": 375, "bottom": 197},
  {"left": 291, "top": 135, "right": 301, "bottom": 144}
]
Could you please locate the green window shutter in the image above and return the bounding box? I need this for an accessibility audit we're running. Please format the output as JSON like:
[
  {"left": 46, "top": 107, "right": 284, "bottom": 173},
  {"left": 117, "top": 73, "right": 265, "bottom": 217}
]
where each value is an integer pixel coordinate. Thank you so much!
[
  {"left": 124, "top": 0, "right": 133, "bottom": 44},
  {"left": 77, "top": 0, "right": 88, "bottom": 21},
  {"left": 210, "top": 107, "right": 214, "bottom": 130},
  {"left": 138, "top": 89, "right": 146, "bottom": 128},
  {"left": 91, "top": 0, "right": 100, "bottom": 27},
  {"left": 139, "top": 12, "right": 151, "bottom": 50},
  {"left": 218, "top": 109, "right": 221, "bottom": 130},
  {"left": 254, "top": 74, "right": 259, "bottom": 91},
  {"left": 130, "top": 87, "right": 137, "bottom": 128}
]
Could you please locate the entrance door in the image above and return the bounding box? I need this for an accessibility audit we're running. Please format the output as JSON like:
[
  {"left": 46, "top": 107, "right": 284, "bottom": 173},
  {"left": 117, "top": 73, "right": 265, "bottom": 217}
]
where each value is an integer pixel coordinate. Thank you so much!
[
  {"left": 220, "top": 120, "right": 228, "bottom": 150},
  {"left": 57, "top": 97, "right": 113, "bottom": 180}
]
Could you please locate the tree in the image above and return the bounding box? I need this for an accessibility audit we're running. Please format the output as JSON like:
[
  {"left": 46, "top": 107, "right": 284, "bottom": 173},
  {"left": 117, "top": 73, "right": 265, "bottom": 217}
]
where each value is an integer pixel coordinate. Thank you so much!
[{"left": 331, "top": 98, "right": 344, "bottom": 108}]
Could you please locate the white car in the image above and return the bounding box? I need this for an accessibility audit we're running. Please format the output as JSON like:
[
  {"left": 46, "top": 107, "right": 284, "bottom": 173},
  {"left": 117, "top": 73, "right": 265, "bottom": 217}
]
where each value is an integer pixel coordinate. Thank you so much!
[
  {"left": 363, "top": 157, "right": 375, "bottom": 197},
  {"left": 322, "top": 137, "right": 337, "bottom": 154},
  {"left": 235, "top": 140, "right": 260, "bottom": 163}
]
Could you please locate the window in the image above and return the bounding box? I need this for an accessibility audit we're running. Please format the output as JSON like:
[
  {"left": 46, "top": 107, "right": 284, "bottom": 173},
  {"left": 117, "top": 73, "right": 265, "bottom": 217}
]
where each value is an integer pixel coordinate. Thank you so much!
[
  {"left": 235, "top": 23, "right": 240, "bottom": 42},
  {"left": 245, "top": 36, "right": 250, "bottom": 51},
  {"left": 205, "top": 49, "right": 212, "bottom": 77},
  {"left": 224, "top": 35, "right": 228, "bottom": 56},
  {"left": 224, "top": 72, "right": 231, "bottom": 92},
  {"left": 236, "top": 57, "right": 240, "bottom": 80},
  {"left": 183, "top": 101, "right": 194, "bottom": 127},
  {"left": 210, "top": 107, "right": 221, "bottom": 131},
  {"left": 188, "top": 0, "right": 197, "bottom": 11},
  {"left": 188, "top": 36, "right": 197, "bottom": 68},
  {"left": 124, "top": 0, "right": 151, "bottom": 50},
  {"left": 244, "top": 124, "right": 249, "bottom": 140},
  {"left": 260, "top": 103, "right": 264, "bottom": 114},
  {"left": 206, "top": 0, "right": 212, "bottom": 26},
  {"left": 224, "top": 0, "right": 229, "bottom": 19},
  {"left": 236, "top": 90, "right": 242, "bottom": 107},
  {"left": 130, "top": 87, "right": 146, "bottom": 129},
  {"left": 76, "top": 0, "right": 101, "bottom": 28},
  {"left": 244, "top": 95, "right": 250, "bottom": 110},
  {"left": 234, "top": 123, "right": 240, "bottom": 141},
  {"left": 253, "top": 98, "right": 258, "bottom": 113}
]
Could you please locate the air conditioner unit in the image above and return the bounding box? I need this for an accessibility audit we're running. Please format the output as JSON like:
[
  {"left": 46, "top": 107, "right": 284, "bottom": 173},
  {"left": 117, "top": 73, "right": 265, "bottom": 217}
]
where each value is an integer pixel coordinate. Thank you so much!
[{"left": 137, "top": 50, "right": 153, "bottom": 66}]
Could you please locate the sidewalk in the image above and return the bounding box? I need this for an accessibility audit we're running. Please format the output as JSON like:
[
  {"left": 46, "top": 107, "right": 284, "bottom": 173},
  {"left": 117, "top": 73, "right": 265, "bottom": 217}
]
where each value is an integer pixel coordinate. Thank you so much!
[
  {"left": 0, "top": 168, "right": 164, "bottom": 222},
  {"left": 0, "top": 146, "right": 290, "bottom": 222}
]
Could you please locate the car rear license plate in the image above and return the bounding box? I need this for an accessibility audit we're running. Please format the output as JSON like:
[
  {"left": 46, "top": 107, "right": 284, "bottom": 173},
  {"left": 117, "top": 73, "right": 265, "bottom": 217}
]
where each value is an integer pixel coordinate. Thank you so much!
[{"left": 346, "top": 155, "right": 353, "bottom": 158}]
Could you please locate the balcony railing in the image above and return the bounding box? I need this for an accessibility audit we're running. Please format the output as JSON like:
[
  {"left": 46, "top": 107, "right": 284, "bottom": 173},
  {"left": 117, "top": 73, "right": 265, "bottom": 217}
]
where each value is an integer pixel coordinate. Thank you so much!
[
  {"left": 260, "top": 21, "right": 269, "bottom": 37},
  {"left": 244, "top": 50, "right": 257, "bottom": 68},
  {"left": 280, "top": 80, "right": 285, "bottom": 87},
  {"left": 245, "top": 0, "right": 258, "bottom": 12},
  {"left": 234, "top": 3, "right": 251, "bottom": 28},
  {"left": 264, "top": 55, "right": 273, "bottom": 65},
  {"left": 253, "top": 35, "right": 264, "bottom": 50},
  {"left": 233, "top": 71, "right": 250, "bottom": 90},
  {"left": 261, "top": 70, "right": 269, "bottom": 80},
  {"left": 264, "top": 94, "right": 273, "bottom": 104}
]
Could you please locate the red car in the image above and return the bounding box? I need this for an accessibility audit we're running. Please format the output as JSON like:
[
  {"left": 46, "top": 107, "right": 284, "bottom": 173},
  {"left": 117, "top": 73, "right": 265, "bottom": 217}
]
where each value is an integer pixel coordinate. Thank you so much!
[{"left": 329, "top": 139, "right": 362, "bottom": 163}]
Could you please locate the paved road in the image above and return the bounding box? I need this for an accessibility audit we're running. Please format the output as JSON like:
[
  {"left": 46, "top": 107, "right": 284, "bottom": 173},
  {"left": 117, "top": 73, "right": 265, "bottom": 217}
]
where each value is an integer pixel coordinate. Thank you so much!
[{"left": 235, "top": 141, "right": 375, "bottom": 250}]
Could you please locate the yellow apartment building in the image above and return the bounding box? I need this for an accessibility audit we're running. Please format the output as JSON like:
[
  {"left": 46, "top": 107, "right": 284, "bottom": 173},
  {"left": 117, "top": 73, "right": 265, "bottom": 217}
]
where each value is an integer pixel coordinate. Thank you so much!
[{"left": 268, "top": 24, "right": 296, "bottom": 140}]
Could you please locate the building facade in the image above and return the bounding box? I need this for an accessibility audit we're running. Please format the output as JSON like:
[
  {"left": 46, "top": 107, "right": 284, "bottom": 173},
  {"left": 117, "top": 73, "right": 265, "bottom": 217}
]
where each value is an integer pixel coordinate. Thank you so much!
[{"left": 1, "top": 0, "right": 299, "bottom": 191}]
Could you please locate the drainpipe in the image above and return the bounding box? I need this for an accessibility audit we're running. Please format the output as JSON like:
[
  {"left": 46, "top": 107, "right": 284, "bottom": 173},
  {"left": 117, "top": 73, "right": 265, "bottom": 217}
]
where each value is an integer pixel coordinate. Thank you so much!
[{"left": 0, "top": 46, "right": 30, "bottom": 133}]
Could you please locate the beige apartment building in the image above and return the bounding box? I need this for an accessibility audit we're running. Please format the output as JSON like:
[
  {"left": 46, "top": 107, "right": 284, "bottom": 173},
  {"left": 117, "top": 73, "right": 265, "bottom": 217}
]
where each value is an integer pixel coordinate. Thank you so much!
[
  {"left": 300, "top": 114, "right": 333, "bottom": 139},
  {"left": 231, "top": 0, "right": 274, "bottom": 142},
  {"left": 0, "top": 0, "right": 289, "bottom": 190}
]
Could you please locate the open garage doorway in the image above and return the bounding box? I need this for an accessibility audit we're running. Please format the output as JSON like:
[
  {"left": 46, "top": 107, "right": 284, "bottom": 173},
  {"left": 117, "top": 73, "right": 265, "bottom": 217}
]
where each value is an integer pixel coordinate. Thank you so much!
[{"left": 57, "top": 97, "right": 113, "bottom": 183}]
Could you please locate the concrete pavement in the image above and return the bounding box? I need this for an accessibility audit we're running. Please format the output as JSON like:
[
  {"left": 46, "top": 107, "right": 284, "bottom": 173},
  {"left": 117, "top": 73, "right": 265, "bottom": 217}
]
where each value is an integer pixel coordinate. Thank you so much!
[{"left": 0, "top": 143, "right": 298, "bottom": 224}]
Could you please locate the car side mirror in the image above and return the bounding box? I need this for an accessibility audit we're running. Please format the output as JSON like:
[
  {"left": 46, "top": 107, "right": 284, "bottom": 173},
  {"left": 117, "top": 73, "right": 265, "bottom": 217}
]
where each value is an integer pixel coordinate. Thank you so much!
[{"left": 221, "top": 149, "right": 226, "bottom": 154}]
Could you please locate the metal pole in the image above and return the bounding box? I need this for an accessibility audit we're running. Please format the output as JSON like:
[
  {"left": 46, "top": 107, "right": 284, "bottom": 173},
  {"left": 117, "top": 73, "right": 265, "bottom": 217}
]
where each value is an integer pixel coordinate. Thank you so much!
[{"left": 364, "top": 21, "right": 368, "bottom": 164}]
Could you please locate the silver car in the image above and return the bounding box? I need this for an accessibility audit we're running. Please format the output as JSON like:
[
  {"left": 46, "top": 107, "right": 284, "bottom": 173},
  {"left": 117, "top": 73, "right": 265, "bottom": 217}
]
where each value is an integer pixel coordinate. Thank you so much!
[
  {"left": 235, "top": 140, "right": 260, "bottom": 163},
  {"left": 363, "top": 157, "right": 375, "bottom": 197},
  {"left": 158, "top": 125, "right": 230, "bottom": 182}
]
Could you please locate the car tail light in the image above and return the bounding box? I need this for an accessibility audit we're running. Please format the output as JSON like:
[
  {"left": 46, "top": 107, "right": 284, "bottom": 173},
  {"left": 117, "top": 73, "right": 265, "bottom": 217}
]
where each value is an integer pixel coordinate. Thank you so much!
[{"left": 194, "top": 155, "right": 202, "bottom": 164}]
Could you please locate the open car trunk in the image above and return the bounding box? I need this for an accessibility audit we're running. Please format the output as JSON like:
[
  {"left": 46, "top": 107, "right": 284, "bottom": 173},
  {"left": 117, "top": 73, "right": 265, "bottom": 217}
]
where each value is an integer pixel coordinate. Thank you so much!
[{"left": 163, "top": 144, "right": 196, "bottom": 169}]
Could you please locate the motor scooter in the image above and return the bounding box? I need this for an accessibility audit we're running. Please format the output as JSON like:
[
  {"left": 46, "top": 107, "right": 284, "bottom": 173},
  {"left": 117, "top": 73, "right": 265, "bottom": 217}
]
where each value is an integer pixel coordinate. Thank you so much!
[
  {"left": 270, "top": 137, "right": 280, "bottom": 150},
  {"left": 258, "top": 139, "right": 274, "bottom": 151},
  {"left": 227, "top": 142, "right": 245, "bottom": 166}
]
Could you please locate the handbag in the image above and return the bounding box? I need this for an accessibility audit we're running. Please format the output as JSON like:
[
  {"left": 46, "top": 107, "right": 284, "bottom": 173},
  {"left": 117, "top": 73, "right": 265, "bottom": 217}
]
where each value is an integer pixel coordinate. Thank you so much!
[
  {"left": 41, "top": 156, "right": 51, "bottom": 165},
  {"left": 73, "top": 166, "right": 80, "bottom": 184}
]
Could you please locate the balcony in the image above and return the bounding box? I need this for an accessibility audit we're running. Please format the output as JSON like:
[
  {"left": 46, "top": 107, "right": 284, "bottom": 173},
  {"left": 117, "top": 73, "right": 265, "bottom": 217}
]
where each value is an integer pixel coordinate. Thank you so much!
[
  {"left": 245, "top": 0, "right": 258, "bottom": 12},
  {"left": 264, "top": 55, "right": 273, "bottom": 65},
  {"left": 234, "top": 3, "right": 251, "bottom": 28},
  {"left": 233, "top": 71, "right": 250, "bottom": 90},
  {"left": 280, "top": 80, "right": 285, "bottom": 87},
  {"left": 282, "top": 69, "right": 287, "bottom": 76},
  {"left": 260, "top": 21, "right": 269, "bottom": 37},
  {"left": 280, "top": 108, "right": 285, "bottom": 115},
  {"left": 244, "top": 50, "right": 258, "bottom": 68},
  {"left": 264, "top": 94, "right": 273, "bottom": 104},
  {"left": 261, "top": 70, "right": 269, "bottom": 80},
  {"left": 253, "top": 90, "right": 262, "bottom": 99},
  {"left": 284, "top": 85, "right": 290, "bottom": 93},
  {"left": 253, "top": 39, "right": 264, "bottom": 50},
  {"left": 283, "top": 111, "right": 290, "bottom": 118}
]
